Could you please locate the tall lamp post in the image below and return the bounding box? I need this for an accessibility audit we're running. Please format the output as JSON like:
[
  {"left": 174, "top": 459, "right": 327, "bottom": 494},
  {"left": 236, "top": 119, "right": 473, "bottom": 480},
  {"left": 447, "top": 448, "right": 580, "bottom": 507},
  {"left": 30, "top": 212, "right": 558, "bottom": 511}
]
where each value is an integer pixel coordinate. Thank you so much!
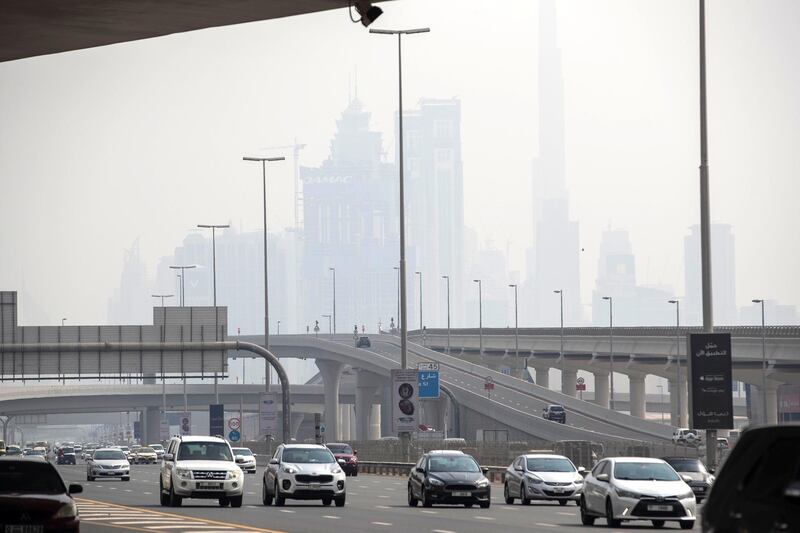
[
  {"left": 509, "top": 284, "right": 519, "bottom": 360},
  {"left": 243, "top": 155, "right": 285, "bottom": 390},
  {"left": 602, "top": 296, "right": 615, "bottom": 410},
  {"left": 61, "top": 318, "right": 66, "bottom": 327},
  {"left": 474, "top": 279, "right": 483, "bottom": 357},
  {"left": 415, "top": 271, "right": 423, "bottom": 331},
  {"left": 752, "top": 299, "right": 767, "bottom": 422},
  {"left": 370, "top": 26, "right": 430, "bottom": 372},
  {"left": 169, "top": 265, "right": 196, "bottom": 307},
  {"left": 554, "top": 290, "right": 564, "bottom": 368},
  {"left": 322, "top": 314, "right": 332, "bottom": 335},
  {"left": 442, "top": 275, "right": 451, "bottom": 355},
  {"left": 668, "top": 299, "right": 684, "bottom": 426},
  {"left": 393, "top": 266, "right": 400, "bottom": 330},
  {"left": 152, "top": 294, "right": 174, "bottom": 307},
  {"left": 329, "top": 267, "right": 337, "bottom": 335}
]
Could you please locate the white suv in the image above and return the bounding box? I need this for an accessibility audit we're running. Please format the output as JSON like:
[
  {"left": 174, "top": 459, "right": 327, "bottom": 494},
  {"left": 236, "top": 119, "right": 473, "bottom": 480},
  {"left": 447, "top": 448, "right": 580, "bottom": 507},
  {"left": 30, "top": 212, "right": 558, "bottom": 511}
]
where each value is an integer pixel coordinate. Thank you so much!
[
  {"left": 160, "top": 435, "right": 244, "bottom": 507},
  {"left": 262, "top": 444, "right": 346, "bottom": 507}
]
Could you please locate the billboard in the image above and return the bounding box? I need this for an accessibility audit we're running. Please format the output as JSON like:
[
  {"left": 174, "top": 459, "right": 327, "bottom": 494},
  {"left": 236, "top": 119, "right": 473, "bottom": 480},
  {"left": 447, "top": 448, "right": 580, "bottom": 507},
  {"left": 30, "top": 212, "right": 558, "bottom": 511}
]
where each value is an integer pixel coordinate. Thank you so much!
[
  {"left": 687, "top": 333, "right": 734, "bottom": 430},
  {"left": 209, "top": 404, "right": 224, "bottom": 437},
  {"left": 391, "top": 369, "right": 419, "bottom": 433},
  {"left": 259, "top": 392, "right": 278, "bottom": 436}
]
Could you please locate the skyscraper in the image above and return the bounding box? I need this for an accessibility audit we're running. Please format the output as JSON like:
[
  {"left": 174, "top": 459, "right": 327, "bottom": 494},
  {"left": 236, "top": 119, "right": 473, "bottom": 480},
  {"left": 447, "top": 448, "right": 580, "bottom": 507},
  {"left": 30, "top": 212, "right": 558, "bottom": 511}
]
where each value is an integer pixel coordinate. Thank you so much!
[
  {"left": 402, "top": 98, "right": 465, "bottom": 328},
  {"left": 107, "top": 239, "right": 151, "bottom": 325},
  {"left": 525, "top": 0, "right": 581, "bottom": 327},
  {"left": 684, "top": 223, "right": 737, "bottom": 326}
]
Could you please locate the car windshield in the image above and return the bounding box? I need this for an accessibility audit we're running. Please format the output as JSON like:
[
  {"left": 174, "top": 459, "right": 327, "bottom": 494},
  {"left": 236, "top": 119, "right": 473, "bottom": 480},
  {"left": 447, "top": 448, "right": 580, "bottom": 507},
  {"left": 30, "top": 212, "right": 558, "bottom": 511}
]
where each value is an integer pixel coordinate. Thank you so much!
[
  {"left": 614, "top": 462, "right": 681, "bottom": 481},
  {"left": 150, "top": 445, "right": 164, "bottom": 451},
  {"left": 29, "top": 450, "right": 45, "bottom": 456},
  {"left": 526, "top": 457, "right": 575, "bottom": 472},
  {"left": 61, "top": 447, "right": 74, "bottom": 454},
  {"left": 327, "top": 444, "right": 354, "bottom": 455},
  {"left": 178, "top": 442, "right": 233, "bottom": 461},
  {"left": 429, "top": 455, "right": 481, "bottom": 473},
  {"left": 139, "top": 447, "right": 155, "bottom": 453},
  {"left": 233, "top": 448, "right": 253, "bottom": 456},
  {"left": 94, "top": 450, "right": 126, "bottom": 460},
  {"left": 0, "top": 462, "right": 66, "bottom": 494},
  {"left": 664, "top": 459, "right": 706, "bottom": 473},
  {"left": 282, "top": 448, "right": 335, "bottom": 464}
]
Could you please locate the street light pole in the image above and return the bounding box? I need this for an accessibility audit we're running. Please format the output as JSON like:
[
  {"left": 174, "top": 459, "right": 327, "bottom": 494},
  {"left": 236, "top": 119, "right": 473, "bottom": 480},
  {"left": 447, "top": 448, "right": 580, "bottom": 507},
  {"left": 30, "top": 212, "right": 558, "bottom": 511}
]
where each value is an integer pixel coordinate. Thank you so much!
[
  {"left": 442, "top": 275, "right": 451, "bottom": 355},
  {"left": 329, "top": 267, "right": 336, "bottom": 335},
  {"left": 554, "top": 290, "right": 564, "bottom": 367},
  {"left": 753, "top": 299, "right": 767, "bottom": 422},
  {"left": 61, "top": 318, "right": 66, "bottom": 327},
  {"left": 322, "top": 314, "right": 332, "bottom": 335},
  {"left": 415, "top": 271, "right": 423, "bottom": 331},
  {"left": 509, "top": 284, "right": 519, "bottom": 360},
  {"left": 151, "top": 294, "right": 174, "bottom": 307},
  {"left": 474, "top": 279, "right": 483, "bottom": 357},
  {"left": 602, "top": 296, "right": 615, "bottom": 410},
  {"left": 370, "top": 26, "right": 429, "bottom": 372},
  {"left": 668, "top": 300, "right": 684, "bottom": 426},
  {"left": 169, "top": 265, "right": 197, "bottom": 307},
  {"left": 243, "top": 155, "right": 285, "bottom": 390},
  {"left": 393, "top": 266, "right": 400, "bottom": 331}
]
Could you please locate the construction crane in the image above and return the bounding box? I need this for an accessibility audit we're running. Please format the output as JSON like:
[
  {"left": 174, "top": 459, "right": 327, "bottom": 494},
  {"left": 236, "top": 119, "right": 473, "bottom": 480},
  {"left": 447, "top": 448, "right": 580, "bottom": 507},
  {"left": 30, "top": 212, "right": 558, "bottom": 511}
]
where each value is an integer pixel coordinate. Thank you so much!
[{"left": 260, "top": 139, "right": 307, "bottom": 230}]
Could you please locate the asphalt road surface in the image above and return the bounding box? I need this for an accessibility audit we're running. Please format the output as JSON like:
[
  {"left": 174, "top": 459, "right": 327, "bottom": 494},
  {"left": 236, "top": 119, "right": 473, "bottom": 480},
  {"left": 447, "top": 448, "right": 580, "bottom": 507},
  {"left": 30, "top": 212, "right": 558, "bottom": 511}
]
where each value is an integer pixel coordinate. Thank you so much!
[{"left": 56, "top": 464, "right": 697, "bottom": 533}]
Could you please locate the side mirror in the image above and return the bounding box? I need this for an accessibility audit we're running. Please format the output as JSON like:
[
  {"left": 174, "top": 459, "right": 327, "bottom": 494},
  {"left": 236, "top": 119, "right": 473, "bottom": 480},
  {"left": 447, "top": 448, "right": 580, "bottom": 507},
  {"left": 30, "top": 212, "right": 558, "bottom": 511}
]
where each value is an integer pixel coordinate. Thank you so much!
[
  {"left": 416, "top": 467, "right": 426, "bottom": 475},
  {"left": 784, "top": 481, "right": 800, "bottom": 499},
  {"left": 481, "top": 467, "right": 490, "bottom": 475},
  {"left": 338, "top": 458, "right": 346, "bottom": 464},
  {"left": 596, "top": 473, "right": 609, "bottom": 482},
  {"left": 354, "top": 450, "right": 358, "bottom": 456},
  {"left": 269, "top": 458, "right": 279, "bottom": 465},
  {"left": 708, "top": 467, "right": 715, "bottom": 475},
  {"left": 163, "top": 453, "right": 173, "bottom": 462},
  {"left": 68, "top": 484, "right": 83, "bottom": 494},
  {"left": 682, "top": 475, "right": 694, "bottom": 484}
]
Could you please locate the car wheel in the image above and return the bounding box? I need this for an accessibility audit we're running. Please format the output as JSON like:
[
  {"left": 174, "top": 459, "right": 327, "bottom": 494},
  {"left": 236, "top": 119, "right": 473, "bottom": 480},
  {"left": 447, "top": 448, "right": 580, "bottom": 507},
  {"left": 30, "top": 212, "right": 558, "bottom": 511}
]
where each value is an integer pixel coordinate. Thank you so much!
[
  {"left": 605, "top": 498, "right": 621, "bottom": 528},
  {"left": 559, "top": 499, "right": 567, "bottom": 506},
  {"left": 335, "top": 495, "right": 346, "bottom": 507},
  {"left": 652, "top": 520, "right": 665, "bottom": 528},
  {"left": 504, "top": 483, "right": 514, "bottom": 504},
  {"left": 159, "top": 480, "right": 169, "bottom": 506},
  {"left": 421, "top": 488, "right": 433, "bottom": 508},
  {"left": 407, "top": 484, "right": 418, "bottom": 507},
  {"left": 219, "top": 497, "right": 230, "bottom": 507},
  {"left": 680, "top": 521, "right": 695, "bottom": 530},
  {"left": 521, "top": 483, "right": 531, "bottom": 505},
  {"left": 696, "top": 497, "right": 703, "bottom": 504},
  {"left": 230, "top": 496, "right": 243, "bottom": 508},
  {"left": 580, "top": 496, "right": 595, "bottom": 526},
  {"left": 274, "top": 481, "right": 285, "bottom": 507},
  {"left": 87, "top": 475, "right": 94, "bottom": 482},
  {"left": 169, "top": 483, "right": 182, "bottom": 507},
  {"left": 479, "top": 501, "right": 490, "bottom": 509},
  {"left": 122, "top": 477, "right": 130, "bottom": 482},
  {"left": 464, "top": 503, "right": 473, "bottom": 508},
  {"left": 322, "top": 497, "right": 332, "bottom": 506},
  {"left": 262, "top": 480, "right": 273, "bottom": 506},
  {"left": 353, "top": 469, "right": 358, "bottom": 477}
]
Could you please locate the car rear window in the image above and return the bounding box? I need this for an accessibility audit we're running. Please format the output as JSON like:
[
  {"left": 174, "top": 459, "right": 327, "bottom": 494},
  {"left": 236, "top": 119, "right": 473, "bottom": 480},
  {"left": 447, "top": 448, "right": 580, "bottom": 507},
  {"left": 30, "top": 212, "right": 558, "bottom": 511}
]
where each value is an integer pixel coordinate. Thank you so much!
[
  {"left": 327, "top": 444, "right": 354, "bottom": 455},
  {"left": 0, "top": 462, "right": 65, "bottom": 494},
  {"left": 549, "top": 406, "right": 564, "bottom": 412}
]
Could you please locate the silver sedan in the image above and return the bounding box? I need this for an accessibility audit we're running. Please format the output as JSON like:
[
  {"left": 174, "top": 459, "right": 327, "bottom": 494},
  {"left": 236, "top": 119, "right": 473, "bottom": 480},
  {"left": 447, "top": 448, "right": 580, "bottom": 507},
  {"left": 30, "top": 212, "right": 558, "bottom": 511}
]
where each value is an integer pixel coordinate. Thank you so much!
[{"left": 504, "top": 454, "right": 585, "bottom": 506}]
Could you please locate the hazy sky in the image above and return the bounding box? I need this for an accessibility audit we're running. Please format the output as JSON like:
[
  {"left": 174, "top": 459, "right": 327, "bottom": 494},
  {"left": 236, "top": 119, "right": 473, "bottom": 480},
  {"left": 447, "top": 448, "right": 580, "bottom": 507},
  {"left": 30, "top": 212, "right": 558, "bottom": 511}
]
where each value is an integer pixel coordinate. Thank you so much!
[{"left": 1, "top": 0, "right": 798, "bottom": 326}]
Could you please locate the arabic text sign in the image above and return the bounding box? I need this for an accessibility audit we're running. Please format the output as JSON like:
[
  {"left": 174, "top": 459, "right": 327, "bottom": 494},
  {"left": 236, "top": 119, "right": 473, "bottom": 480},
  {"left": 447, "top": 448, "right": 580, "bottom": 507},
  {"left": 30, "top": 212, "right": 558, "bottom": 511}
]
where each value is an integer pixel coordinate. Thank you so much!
[
  {"left": 259, "top": 392, "right": 278, "bottom": 436},
  {"left": 418, "top": 370, "right": 440, "bottom": 399},
  {"left": 687, "top": 333, "right": 734, "bottom": 430},
  {"left": 391, "top": 369, "right": 419, "bottom": 433}
]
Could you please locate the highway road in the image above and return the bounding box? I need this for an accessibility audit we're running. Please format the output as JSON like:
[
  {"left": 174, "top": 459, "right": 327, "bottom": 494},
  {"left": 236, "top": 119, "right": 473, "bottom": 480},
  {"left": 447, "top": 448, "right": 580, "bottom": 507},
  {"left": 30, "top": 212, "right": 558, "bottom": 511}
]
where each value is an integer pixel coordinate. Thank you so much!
[{"left": 55, "top": 464, "right": 697, "bottom": 532}]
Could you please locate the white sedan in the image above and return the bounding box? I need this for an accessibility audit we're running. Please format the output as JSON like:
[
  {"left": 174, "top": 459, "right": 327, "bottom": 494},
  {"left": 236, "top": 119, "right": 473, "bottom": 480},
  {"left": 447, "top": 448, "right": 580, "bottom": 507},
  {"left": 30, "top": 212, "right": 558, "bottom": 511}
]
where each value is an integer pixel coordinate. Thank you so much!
[
  {"left": 580, "top": 457, "right": 696, "bottom": 529},
  {"left": 504, "top": 454, "right": 584, "bottom": 505}
]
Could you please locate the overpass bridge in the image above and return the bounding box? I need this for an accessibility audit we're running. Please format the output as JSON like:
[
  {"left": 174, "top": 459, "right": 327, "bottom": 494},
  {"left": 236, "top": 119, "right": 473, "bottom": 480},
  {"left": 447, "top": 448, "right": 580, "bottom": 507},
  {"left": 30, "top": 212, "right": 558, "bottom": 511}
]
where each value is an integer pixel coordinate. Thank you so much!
[{"left": 410, "top": 326, "right": 800, "bottom": 425}]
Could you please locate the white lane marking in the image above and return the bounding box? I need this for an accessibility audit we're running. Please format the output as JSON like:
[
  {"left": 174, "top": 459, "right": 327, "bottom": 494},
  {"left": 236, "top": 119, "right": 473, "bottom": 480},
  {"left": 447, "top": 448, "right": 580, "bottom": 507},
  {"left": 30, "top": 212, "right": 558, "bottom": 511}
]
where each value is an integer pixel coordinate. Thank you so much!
[
  {"left": 322, "top": 515, "right": 341, "bottom": 519},
  {"left": 371, "top": 522, "right": 392, "bottom": 526},
  {"left": 378, "top": 495, "right": 390, "bottom": 498},
  {"left": 534, "top": 523, "right": 557, "bottom": 527},
  {"left": 433, "top": 530, "right": 458, "bottom": 533},
  {"left": 420, "top": 510, "right": 438, "bottom": 514},
  {"left": 124, "top": 489, "right": 132, "bottom": 492},
  {"left": 279, "top": 509, "right": 295, "bottom": 513},
  {"left": 375, "top": 505, "right": 390, "bottom": 509},
  {"left": 143, "top": 491, "right": 152, "bottom": 495},
  {"left": 385, "top": 488, "right": 396, "bottom": 491},
  {"left": 358, "top": 485, "right": 369, "bottom": 489},
  {"left": 112, "top": 521, "right": 193, "bottom": 525},
  {"left": 146, "top": 526, "right": 233, "bottom": 530},
  {"left": 557, "top": 512, "right": 574, "bottom": 516},
  {"left": 474, "top": 516, "right": 495, "bottom": 520}
]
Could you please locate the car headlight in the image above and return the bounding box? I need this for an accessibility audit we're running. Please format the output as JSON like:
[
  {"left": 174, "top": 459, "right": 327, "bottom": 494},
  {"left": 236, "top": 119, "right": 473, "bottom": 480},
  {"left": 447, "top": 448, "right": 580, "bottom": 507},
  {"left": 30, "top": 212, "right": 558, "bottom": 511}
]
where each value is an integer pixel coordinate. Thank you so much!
[
  {"left": 283, "top": 466, "right": 297, "bottom": 474},
  {"left": 428, "top": 477, "right": 445, "bottom": 487},
  {"left": 526, "top": 474, "right": 543, "bottom": 484},
  {"left": 677, "top": 489, "right": 695, "bottom": 499},
  {"left": 227, "top": 469, "right": 242, "bottom": 480},
  {"left": 707, "top": 475, "right": 715, "bottom": 484},
  {"left": 331, "top": 466, "right": 343, "bottom": 474},
  {"left": 475, "top": 478, "right": 490, "bottom": 488},
  {"left": 54, "top": 500, "right": 77, "bottom": 519},
  {"left": 574, "top": 478, "right": 584, "bottom": 485},
  {"left": 175, "top": 468, "right": 193, "bottom": 479},
  {"left": 615, "top": 487, "right": 640, "bottom": 499}
]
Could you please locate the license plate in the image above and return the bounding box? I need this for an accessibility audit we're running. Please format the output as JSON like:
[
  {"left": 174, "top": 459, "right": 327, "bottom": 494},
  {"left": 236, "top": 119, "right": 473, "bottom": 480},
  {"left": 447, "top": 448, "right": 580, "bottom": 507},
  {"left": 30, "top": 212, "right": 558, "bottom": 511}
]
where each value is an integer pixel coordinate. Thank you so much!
[
  {"left": 452, "top": 491, "right": 471, "bottom": 497},
  {"left": 647, "top": 505, "right": 673, "bottom": 512},
  {"left": 692, "top": 487, "right": 705, "bottom": 492},
  {"left": 551, "top": 487, "right": 564, "bottom": 493},
  {"left": 5, "top": 526, "right": 44, "bottom": 533},
  {"left": 197, "top": 482, "right": 223, "bottom": 489},
  {"left": 309, "top": 483, "right": 320, "bottom": 490}
]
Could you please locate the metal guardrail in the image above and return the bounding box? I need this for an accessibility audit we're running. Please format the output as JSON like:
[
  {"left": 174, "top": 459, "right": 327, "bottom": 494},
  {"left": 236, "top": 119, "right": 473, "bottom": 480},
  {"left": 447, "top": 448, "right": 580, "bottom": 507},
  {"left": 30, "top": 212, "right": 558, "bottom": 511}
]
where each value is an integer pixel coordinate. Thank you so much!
[{"left": 414, "top": 325, "right": 800, "bottom": 339}]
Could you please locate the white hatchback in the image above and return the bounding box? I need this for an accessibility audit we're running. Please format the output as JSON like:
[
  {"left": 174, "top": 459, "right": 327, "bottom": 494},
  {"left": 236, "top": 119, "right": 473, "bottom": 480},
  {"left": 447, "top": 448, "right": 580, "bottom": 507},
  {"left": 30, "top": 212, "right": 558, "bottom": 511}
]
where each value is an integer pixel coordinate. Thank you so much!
[{"left": 580, "top": 457, "right": 696, "bottom": 529}]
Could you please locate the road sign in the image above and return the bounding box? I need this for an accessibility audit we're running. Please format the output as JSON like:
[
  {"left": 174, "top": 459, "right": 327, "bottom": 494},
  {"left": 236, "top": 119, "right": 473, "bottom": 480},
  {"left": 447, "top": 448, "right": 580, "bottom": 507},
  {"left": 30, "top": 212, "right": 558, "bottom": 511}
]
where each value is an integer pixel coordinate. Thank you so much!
[
  {"left": 391, "top": 369, "right": 419, "bottom": 433},
  {"left": 417, "top": 361, "right": 439, "bottom": 372},
  {"left": 576, "top": 383, "right": 586, "bottom": 391},
  {"left": 484, "top": 376, "right": 495, "bottom": 390},
  {"left": 320, "top": 424, "right": 326, "bottom": 434},
  {"left": 418, "top": 369, "right": 440, "bottom": 399},
  {"left": 228, "top": 430, "right": 241, "bottom": 442},
  {"left": 228, "top": 417, "right": 241, "bottom": 431},
  {"left": 259, "top": 392, "right": 277, "bottom": 436},
  {"left": 577, "top": 377, "right": 585, "bottom": 385},
  {"left": 179, "top": 413, "right": 192, "bottom": 436}
]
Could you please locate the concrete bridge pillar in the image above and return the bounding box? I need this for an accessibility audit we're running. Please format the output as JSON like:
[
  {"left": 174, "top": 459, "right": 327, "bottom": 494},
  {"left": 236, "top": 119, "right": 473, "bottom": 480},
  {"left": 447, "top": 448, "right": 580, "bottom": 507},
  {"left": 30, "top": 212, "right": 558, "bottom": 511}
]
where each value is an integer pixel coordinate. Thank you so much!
[
  {"left": 380, "top": 382, "right": 392, "bottom": 437},
  {"left": 534, "top": 367, "right": 550, "bottom": 389},
  {"left": 629, "top": 375, "right": 647, "bottom": 419},
  {"left": 594, "top": 371, "right": 610, "bottom": 408},
  {"left": 669, "top": 377, "right": 689, "bottom": 427},
  {"left": 561, "top": 368, "right": 578, "bottom": 397},
  {"left": 338, "top": 404, "right": 351, "bottom": 441},
  {"left": 355, "top": 370, "right": 382, "bottom": 441},
  {"left": 751, "top": 383, "right": 780, "bottom": 424},
  {"left": 144, "top": 406, "right": 161, "bottom": 445},
  {"left": 669, "top": 378, "right": 679, "bottom": 426},
  {"left": 290, "top": 412, "right": 305, "bottom": 440},
  {"left": 370, "top": 404, "right": 381, "bottom": 440},
  {"left": 767, "top": 384, "right": 779, "bottom": 424},
  {"left": 316, "top": 359, "right": 343, "bottom": 442}
]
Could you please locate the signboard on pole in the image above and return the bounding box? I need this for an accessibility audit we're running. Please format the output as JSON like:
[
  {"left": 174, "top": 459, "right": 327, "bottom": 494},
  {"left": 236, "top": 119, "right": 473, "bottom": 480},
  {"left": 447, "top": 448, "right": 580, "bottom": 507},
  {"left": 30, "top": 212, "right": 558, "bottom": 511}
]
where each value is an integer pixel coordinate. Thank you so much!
[
  {"left": 391, "top": 369, "right": 419, "bottom": 433},
  {"left": 179, "top": 412, "right": 192, "bottom": 436},
  {"left": 160, "top": 419, "right": 170, "bottom": 441},
  {"left": 228, "top": 430, "right": 241, "bottom": 442},
  {"left": 209, "top": 404, "right": 224, "bottom": 437},
  {"left": 576, "top": 377, "right": 586, "bottom": 391},
  {"left": 259, "top": 392, "right": 278, "bottom": 436},
  {"left": 228, "top": 417, "right": 241, "bottom": 431},
  {"left": 687, "top": 333, "right": 734, "bottom": 430},
  {"left": 417, "top": 362, "right": 440, "bottom": 399}
]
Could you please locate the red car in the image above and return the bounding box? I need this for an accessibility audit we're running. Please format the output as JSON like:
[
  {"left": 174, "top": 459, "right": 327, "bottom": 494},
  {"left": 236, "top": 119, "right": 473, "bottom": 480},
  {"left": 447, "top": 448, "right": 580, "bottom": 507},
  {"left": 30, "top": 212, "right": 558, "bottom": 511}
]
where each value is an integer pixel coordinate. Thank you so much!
[
  {"left": 0, "top": 456, "right": 82, "bottom": 532},
  {"left": 326, "top": 443, "right": 359, "bottom": 476}
]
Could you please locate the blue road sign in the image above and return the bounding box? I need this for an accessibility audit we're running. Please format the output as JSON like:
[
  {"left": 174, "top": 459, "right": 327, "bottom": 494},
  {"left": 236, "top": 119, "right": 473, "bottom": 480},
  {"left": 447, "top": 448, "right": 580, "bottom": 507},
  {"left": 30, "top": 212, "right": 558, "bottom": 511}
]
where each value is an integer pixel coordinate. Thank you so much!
[
  {"left": 418, "top": 370, "right": 440, "bottom": 399},
  {"left": 228, "top": 430, "right": 241, "bottom": 442}
]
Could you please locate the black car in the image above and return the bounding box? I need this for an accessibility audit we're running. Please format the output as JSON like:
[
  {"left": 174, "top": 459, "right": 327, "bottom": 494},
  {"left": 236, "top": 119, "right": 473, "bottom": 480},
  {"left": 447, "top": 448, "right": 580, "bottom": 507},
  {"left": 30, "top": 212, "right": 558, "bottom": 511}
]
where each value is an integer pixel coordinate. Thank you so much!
[
  {"left": 0, "top": 456, "right": 82, "bottom": 532},
  {"left": 542, "top": 404, "right": 566, "bottom": 423},
  {"left": 407, "top": 450, "right": 491, "bottom": 508},
  {"left": 702, "top": 425, "right": 800, "bottom": 533},
  {"left": 662, "top": 456, "right": 715, "bottom": 503},
  {"left": 356, "top": 336, "right": 371, "bottom": 348},
  {"left": 57, "top": 447, "right": 76, "bottom": 465}
]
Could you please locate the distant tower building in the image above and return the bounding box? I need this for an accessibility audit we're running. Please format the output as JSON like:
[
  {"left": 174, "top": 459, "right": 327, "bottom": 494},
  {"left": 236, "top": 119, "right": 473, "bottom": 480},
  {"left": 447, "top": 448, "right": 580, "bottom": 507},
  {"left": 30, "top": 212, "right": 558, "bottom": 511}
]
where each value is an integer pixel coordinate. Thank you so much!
[
  {"left": 301, "top": 98, "right": 401, "bottom": 332},
  {"left": 525, "top": 0, "right": 581, "bottom": 327},
  {"left": 107, "top": 239, "right": 151, "bottom": 325},
  {"left": 684, "top": 224, "right": 737, "bottom": 326},
  {"left": 402, "top": 98, "right": 465, "bottom": 328}
]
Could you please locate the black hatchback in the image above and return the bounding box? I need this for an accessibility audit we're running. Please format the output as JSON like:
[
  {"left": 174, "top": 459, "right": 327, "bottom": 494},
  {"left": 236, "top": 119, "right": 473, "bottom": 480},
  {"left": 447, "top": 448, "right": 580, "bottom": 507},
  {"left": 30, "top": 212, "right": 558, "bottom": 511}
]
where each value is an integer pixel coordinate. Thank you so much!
[{"left": 408, "top": 451, "right": 491, "bottom": 508}]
